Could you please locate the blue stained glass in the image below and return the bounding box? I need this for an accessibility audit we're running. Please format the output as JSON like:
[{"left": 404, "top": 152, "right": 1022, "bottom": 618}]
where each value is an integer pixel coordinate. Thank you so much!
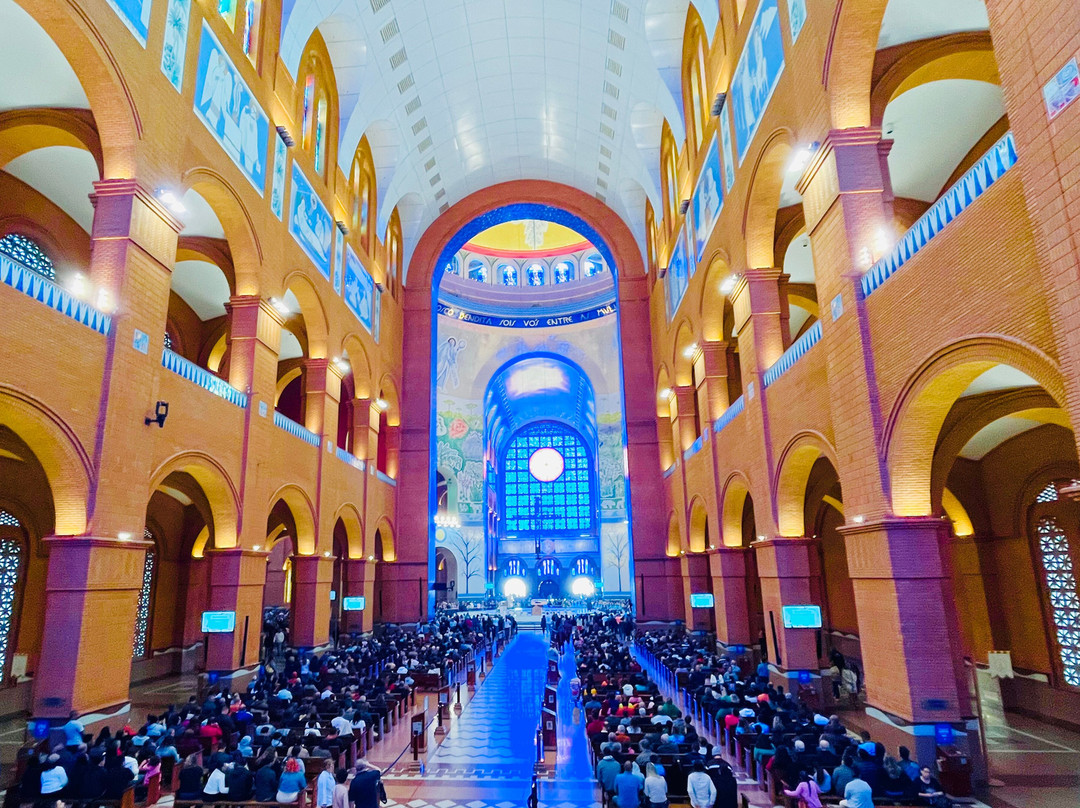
[
  {"left": 503, "top": 422, "right": 594, "bottom": 534},
  {"left": 501, "top": 264, "right": 518, "bottom": 285},
  {"left": 526, "top": 263, "right": 545, "bottom": 286}
]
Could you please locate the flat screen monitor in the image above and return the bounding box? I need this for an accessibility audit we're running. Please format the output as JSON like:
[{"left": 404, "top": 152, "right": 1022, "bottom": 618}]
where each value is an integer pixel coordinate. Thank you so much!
[
  {"left": 689, "top": 593, "right": 715, "bottom": 608},
  {"left": 341, "top": 596, "right": 366, "bottom": 612},
  {"left": 782, "top": 604, "right": 822, "bottom": 629},
  {"left": 201, "top": 611, "right": 236, "bottom": 633}
]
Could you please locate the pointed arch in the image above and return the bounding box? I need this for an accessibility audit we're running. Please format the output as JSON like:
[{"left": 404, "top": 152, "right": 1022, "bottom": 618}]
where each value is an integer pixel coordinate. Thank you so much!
[{"left": 372, "top": 515, "right": 395, "bottom": 562}]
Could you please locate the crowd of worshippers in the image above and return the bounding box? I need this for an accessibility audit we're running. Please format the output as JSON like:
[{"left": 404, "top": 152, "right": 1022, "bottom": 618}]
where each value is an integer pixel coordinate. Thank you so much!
[
  {"left": 12, "top": 614, "right": 510, "bottom": 808},
  {"left": 561, "top": 616, "right": 739, "bottom": 808},
  {"left": 636, "top": 631, "right": 951, "bottom": 808}
]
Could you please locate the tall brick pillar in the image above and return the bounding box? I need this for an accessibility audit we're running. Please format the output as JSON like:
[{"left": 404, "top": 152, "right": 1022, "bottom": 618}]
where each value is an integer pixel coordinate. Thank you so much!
[
  {"left": 302, "top": 358, "right": 340, "bottom": 440},
  {"left": 798, "top": 131, "right": 973, "bottom": 740},
  {"left": 340, "top": 558, "right": 374, "bottom": 633},
  {"left": 710, "top": 547, "right": 752, "bottom": 647},
  {"left": 754, "top": 538, "right": 821, "bottom": 675},
  {"left": 33, "top": 182, "right": 180, "bottom": 719},
  {"left": 204, "top": 548, "right": 267, "bottom": 672},
  {"left": 290, "top": 554, "right": 335, "bottom": 647},
  {"left": 700, "top": 340, "right": 731, "bottom": 420},
  {"left": 33, "top": 537, "right": 153, "bottom": 717},
  {"left": 673, "top": 386, "right": 699, "bottom": 451}
]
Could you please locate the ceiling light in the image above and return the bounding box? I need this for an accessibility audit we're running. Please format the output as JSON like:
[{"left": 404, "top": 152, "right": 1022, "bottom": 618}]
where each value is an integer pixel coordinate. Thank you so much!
[
  {"left": 788, "top": 142, "right": 820, "bottom": 177},
  {"left": 719, "top": 275, "right": 738, "bottom": 295},
  {"left": 117, "top": 532, "right": 132, "bottom": 541},
  {"left": 683, "top": 343, "right": 699, "bottom": 359},
  {"left": 333, "top": 357, "right": 350, "bottom": 373},
  {"left": 155, "top": 188, "right": 186, "bottom": 216},
  {"left": 271, "top": 298, "right": 290, "bottom": 315},
  {"left": 658, "top": 387, "right": 672, "bottom": 400},
  {"left": 375, "top": 398, "right": 389, "bottom": 411}
]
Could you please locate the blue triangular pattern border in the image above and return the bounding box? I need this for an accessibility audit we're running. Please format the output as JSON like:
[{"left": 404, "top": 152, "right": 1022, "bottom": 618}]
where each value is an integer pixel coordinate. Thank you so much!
[{"left": 1, "top": 254, "right": 111, "bottom": 335}]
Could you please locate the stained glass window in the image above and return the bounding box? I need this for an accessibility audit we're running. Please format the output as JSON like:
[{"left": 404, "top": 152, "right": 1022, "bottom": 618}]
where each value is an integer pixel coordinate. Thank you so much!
[
  {"left": 163, "top": 332, "right": 173, "bottom": 351},
  {"left": 219, "top": 0, "right": 236, "bottom": 30},
  {"left": 1037, "top": 483, "right": 1060, "bottom": 503},
  {"left": 242, "top": 0, "right": 260, "bottom": 61},
  {"left": 302, "top": 75, "right": 315, "bottom": 148},
  {"left": 526, "top": 263, "right": 545, "bottom": 286},
  {"left": 571, "top": 556, "right": 596, "bottom": 577},
  {"left": 503, "top": 422, "right": 594, "bottom": 535},
  {"left": 0, "top": 511, "right": 18, "bottom": 527},
  {"left": 505, "top": 558, "right": 526, "bottom": 577},
  {"left": 0, "top": 536, "right": 22, "bottom": 682},
  {"left": 1035, "top": 517, "right": 1080, "bottom": 686},
  {"left": 583, "top": 254, "right": 603, "bottom": 277},
  {"left": 554, "top": 261, "right": 574, "bottom": 284},
  {"left": 468, "top": 260, "right": 488, "bottom": 283},
  {"left": 314, "top": 97, "right": 327, "bottom": 174},
  {"left": 0, "top": 234, "right": 55, "bottom": 280},
  {"left": 537, "top": 557, "right": 560, "bottom": 577},
  {"left": 132, "top": 533, "right": 155, "bottom": 659},
  {"left": 500, "top": 264, "right": 518, "bottom": 286}
]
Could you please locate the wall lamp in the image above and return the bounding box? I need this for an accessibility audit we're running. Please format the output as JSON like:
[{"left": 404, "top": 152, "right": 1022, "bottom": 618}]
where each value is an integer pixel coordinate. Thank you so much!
[{"left": 145, "top": 400, "right": 169, "bottom": 428}]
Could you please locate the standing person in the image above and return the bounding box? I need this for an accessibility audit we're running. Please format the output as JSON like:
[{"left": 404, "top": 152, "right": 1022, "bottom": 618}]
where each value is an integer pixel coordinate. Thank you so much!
[
  {"left": 316, "top": 759, "right": 335, "bottom": 808},
  {"left": 348, "top": 759, "right": 387, "bottom": 808},
  {"left": 643, "top": 761, "right": 669, "bottom": 807},
  {"left": 39, "top": 754, "right": 68, "bottom": 805},
  {"left": 62, "top": 712, "right": 85, "bottom": 751},
  {"left": 913, "top": 766, "right": 947, "bottom": 806},
  {"left": 705, "top": 754, "right": 738, "bottom": 808},
  {"left": 783, "top": 770, "right": 823, "bottom": 808},
  {"left": 331, "top": 768, "right": 350, "bottom": 808},
  {"left": 686, "top": 760, "right": 717, "bottom": 808}
]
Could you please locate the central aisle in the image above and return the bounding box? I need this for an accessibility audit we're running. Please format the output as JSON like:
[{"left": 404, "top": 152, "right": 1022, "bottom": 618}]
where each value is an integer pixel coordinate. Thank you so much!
[{"left": 428, "top": 631, "right": 548, "bottom": 777}]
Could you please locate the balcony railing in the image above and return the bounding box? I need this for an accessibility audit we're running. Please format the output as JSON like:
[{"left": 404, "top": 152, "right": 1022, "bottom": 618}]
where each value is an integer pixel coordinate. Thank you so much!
[
  {"left": 273, "top": 410, "right": 321, "bottom": 447},
  {"left": 371, "top": 466, "right": 397, "bottom": 487},
  {"left": 763, "top": 320, "right": 823, "bottom": 388},
  {"left": 861, "top": 131, "right": 1018, "bottom": 298},
  {"left": 335, "top": 446, "right": 366, "bottom": 471},
  {"left": 1, "top": 254, "right": 112, "bottom": 335},
  {"left": 683, "top": 432, "right": 706, "bottom": 461},
  {"left": 713, "top": 395, "right": 745, "bottom": 435},
  {"left": 161, "top": 348, "right": 248, "bottom": 408}
]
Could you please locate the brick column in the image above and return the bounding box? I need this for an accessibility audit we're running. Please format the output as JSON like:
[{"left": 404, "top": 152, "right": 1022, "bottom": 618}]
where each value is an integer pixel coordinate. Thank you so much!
[
  {"left": 383, "top": 423, "right": 401, "bottom": 479},
  {"left": 700, "top": 340, "right": 731, "bottom": 420},
  {"left": 302, "top": 358, "right": 340, "bottom": 440},
  {"left": 290, "top": 554, "right": 335, "bottom": 647},
  {"left": 204, "top": 548, "right": 267, "bottom": 671},
  {"left": 754, "top": 538, "right": 821, "bottom": 674},
  {"left": 33, "top": 537, "right": 153, "bottom": 716},
  {"left": 350, "top": 398, "right": 375, "bottom": 462},
  {"left": 841, "top": 517, "right": 969, "bottom": 723},
  {"left": 340, "top": 558, "right": 374, "bottom": 633},
  {"left": 673, "top": 385, "right": 699, "bottom": 451},
  {"left": 710, "top": 547, "right": 752, "bottom": 646}
]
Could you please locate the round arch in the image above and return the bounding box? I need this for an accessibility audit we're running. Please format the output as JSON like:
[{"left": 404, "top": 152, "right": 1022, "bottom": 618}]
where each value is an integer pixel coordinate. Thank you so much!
[
  {"left": 666, "top": 512, "right": 682, "bottom": 557},
  {"left": 340, "top": 333, "right": 373, "bottom": 398},
  {"left": 372, "top": 516, "right": 396, "bottom": 562},
  {"left": 672, "top": 319, "right": 697, "bottom": 386},
  {"left": 0, "top": 386, "right": 91, "bottom": 535},
  {"left": 331, "top": 503, "right": 363, "bottom": 559},
  {"left": 774, "top": 431, "right": 841, "bottom": 538},
  {"left": 699, "top": 250, "right": 734, "bottom": 342},
  {"left": 267, "top": 484, "right": 318, "bottom": 555},
  {"left": 688, "top": 496, "right": 710, "bottom": 553},
  {"left": 720, "top": 471, "right": 753, "bottom": 547},
  {"left": 147, "top": 452, "right": 240, "bottom": 549},
  {"left": 280, "top": 271, "right": 329, "bottom": 359},
  {"left": 377, "top": 374, "right": 401, "bottom": 426},
  {"left": 824, "top": 0, "right": 893, "bottom": 129},
  {"left": 884, "top": 337, "right": 1068, "bottom": 517},
  {"left": 180, "top": 169, "right": 263, "bottom": 295},
  {"left": 743, "top": 128, "right": 796, "bottom": 270},
  {"left": 9, "top": 0, "right": 139, "bottom": 176}
]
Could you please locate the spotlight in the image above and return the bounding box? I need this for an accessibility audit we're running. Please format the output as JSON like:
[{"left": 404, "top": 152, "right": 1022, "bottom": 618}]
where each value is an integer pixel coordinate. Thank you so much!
[
  {"left": 155, "top": 188, "right": 187, "bottom": 216},
  {"left": 571, "top": 577, "right": 595, "bottom": 597},
  {"left": 333, "top": 357, "right": 350, "bottom": 373},
  {"left": 658, "top": 388, "right": 673, "bottom": 400},
  {"left": 117, "top": 532, "right": 133, "bottom": 541},
  {"left": 788, "top": 142, "right": 820, "bottom": 175},
  {"left": 144, "top": 400, "right": 169, "bottom": 428},
  {"left": 679, "top": 199, "right": 691, "bottom": 215},
  {"left": 375, "top": 398, "right": 389, "bottom": 411},
  {"left": 503, "top": 577, "right": 527, "bottom": 599},
  {"left": 336, "top": 220, "right": 348, "bottom": 235},
  {"left": 683, "top": 343, "right": 699, "bottom": 359},
  {"left": 711, "top": 92, "right": 727, "bottom": 117},
  {"left": 68, "top": 273, "right": 88, "bottom": 298},
  {"left": 271, "top": 298, "right": 291, "bottom": 316},
  {"left": 719, "top": 275, "right": 738, "bottom": 295}
]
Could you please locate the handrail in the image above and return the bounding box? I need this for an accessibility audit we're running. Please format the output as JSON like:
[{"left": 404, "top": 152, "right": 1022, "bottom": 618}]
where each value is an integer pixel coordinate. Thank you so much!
[
  {"left": 161, "top": 348, "right": 248, "bottom": 408},
  {"left": 713, "top": 395, "right": 745, "bottom": 435},
  {"left": 273, "top": 410, "right": 322, "bottom": 447},
  {"left": 335, "top": 446, "right": 366, "bottom": 471},
  {"left": 861, "top": 131, "right": 1018, "bottom": 298},
  {"left": 762, "top": 320, "right": 822, "bottom": 388},
  {"left": 683, "top": 431, "right": 706, "bottom": 461},
  {"left": 1, "top": 254, "right": 112, "bottom": 335}
]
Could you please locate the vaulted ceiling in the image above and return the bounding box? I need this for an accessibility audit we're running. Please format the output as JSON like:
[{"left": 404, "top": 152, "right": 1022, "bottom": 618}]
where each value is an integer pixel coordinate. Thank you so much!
[{"left": 280, "top": 0, "right": 719, "bottom": 277}]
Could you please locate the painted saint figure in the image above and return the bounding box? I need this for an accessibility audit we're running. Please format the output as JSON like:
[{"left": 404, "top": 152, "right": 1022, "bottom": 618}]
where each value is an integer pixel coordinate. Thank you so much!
[{"left": 436, "top": 337, "right": 467, "bottom": 391}]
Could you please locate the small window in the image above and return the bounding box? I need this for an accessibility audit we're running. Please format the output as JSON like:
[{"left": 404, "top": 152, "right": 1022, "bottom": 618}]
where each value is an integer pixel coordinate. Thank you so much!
[
  {"left": 314, "top": 97, "right": 328, "bottom": 174},
  {"left": 0, "top": 534, "right": 22, "bottom": 682},
  {"left": 242, "top": 0, "right": 260, "bottom": 61},
  {"left": 0, "top": 234, "right": 55, "bottom": 280},
  {"left": 163, "top": 332, "right": 173, "bottom": 351},
  {"left": 219, "top": 0, "right": 237, "bottom": 30},
  {"left": 500, "top": 264, "right": 518, "bottom": 286},
  {"left": 526, "top": 263, "right": 545, "bottom": 286},
  {"left": 554, "top": 260, "right": 574, "bottom": 284},
  {"left": 132, "top": 536, "right": 156, "bottom": 658},
  {"left": 505, "top": 558, "right": 526, "bottom": 577},
  {"left": 582, "top": 254, "right": 603, "bottom": 278},
  {"left": 302, "top": 75, "right": 315, "bottom": 149},
  {"left": 468, "top": 259, "right": 488, "bottom": 283}
]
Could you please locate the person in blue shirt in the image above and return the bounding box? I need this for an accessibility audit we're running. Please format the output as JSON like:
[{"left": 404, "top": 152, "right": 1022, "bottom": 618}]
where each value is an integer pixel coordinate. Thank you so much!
[
  {"left": 614, "top": 761, "right": 644, "bottom": 808},
  {"left": 62, "top": 712, "right": 84, "bottom": 749}
]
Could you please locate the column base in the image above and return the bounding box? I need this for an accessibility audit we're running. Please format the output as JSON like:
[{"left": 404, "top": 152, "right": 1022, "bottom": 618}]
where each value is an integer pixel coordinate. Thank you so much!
[
  {"left": 754, "top": 537, "right": 822, "bottom": 672},
  {"left": 204, "top": 548, "right": 268, "bottom": 671}
]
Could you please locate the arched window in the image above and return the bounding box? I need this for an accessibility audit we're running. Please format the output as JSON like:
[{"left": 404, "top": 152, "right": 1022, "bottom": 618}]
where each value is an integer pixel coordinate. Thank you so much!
[
  {"left": 582, "top": 253, "right": 603, "bottom": 278},
  {"left": 219, "top": 0, "right": 237, "bottom": 30},
  {"left": 505, "top": 558, "right": 526, "bottom": 577},
  {"left": 537, "top": 557, "right": 561, "bottom": 578},
  {"left": 301, "top": 75, "right": 315, "bottom": 150},
  {"left": 350, "top": 162, "right": 362, "bottom": 231},
  {"left": 242, "top": 0, "right": 261, "bottom": 62},
  {"left": 314, "top": 97, "right": 328, "bottom": 174},
  {"left": 526, "top": 263, "right": 545, "bottom": 286},
  {"left": 503, "top": 422, "right": 594, "bottom": 535},
  {"left": 0, "top": 512, "right": 23, "bottom": 683},
  {"left": 571, "top": 557, "right": 597, "bottom": 577},
  {"left": 1030, "top": 482, "right": 1080, "bottom": 687},
  {"left": 0, "top": 234, "right": 55, "bottom": 280},
  {"left": 554, "top": 260, "right": 574, "bottom": 284},
  {"left": 359, "top": 175, "right": 371, "bottom": 247},
  {"left": 132, "top": 530, "right": 156, "bottom": 658},
  {"left": 499, "top": 263, "right": 518, "bottom": 286},
  {"left": 468, "top": 259, "right": 488, "bottom": 283}
]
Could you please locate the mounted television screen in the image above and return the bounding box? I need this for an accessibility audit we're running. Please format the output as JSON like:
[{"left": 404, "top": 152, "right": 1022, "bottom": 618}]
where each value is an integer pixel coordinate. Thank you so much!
[
  {"left": 782, "top": 605, "right": 822, "bottom": 629},
  {"left": 201, "top": 611, "right": 236, "bottom": 633},
  {"left": 689, "top": 593, "right": 715, "bottom": 608},
  {"left": 342, "top": 596, "right": 367, "bottom": 612}
]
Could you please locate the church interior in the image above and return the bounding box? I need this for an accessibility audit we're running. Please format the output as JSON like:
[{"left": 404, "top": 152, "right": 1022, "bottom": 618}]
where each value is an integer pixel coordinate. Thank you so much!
[{"left": 0, "top": 0, "right": 1078, "bottom": 806}]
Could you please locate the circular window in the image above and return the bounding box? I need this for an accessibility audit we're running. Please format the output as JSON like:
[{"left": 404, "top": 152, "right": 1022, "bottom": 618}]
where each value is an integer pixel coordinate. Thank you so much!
[{"left": 529, "top": 447, "right": 564, "bottom": 482}]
